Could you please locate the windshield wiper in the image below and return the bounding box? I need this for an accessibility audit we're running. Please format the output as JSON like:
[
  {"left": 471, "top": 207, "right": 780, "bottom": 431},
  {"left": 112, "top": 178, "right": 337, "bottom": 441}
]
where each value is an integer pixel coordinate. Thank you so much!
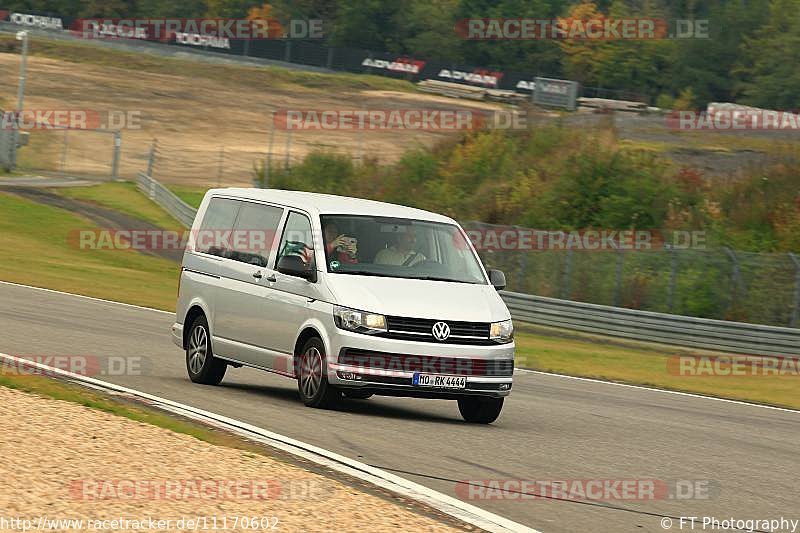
[{"left": 414, "top": 276, "right": 479, "bottom": 284}]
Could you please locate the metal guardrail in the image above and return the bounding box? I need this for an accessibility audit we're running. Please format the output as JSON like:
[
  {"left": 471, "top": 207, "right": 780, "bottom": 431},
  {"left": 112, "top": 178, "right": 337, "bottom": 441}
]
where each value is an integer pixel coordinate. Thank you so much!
[
  {"left": 134, "top": 172, "right": 798, "bottom": 355},
  {"left": 136, "top": 172, "right": 197, "bottom": 228},
  {"left": 502, "top": 291, "right": 799, "bottom": 356}
]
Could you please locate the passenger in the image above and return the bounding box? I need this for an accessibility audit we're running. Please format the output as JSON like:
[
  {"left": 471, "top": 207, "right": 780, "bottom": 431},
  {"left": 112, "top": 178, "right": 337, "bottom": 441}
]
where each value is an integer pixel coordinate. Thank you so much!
[{"left": 374, "top": 228, "right": 426, "bottom": 266}]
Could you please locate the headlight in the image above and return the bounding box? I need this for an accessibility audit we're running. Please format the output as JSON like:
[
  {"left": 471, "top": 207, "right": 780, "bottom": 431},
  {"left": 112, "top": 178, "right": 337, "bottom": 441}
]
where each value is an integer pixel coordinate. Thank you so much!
[
  {"left": 333, "top": 306, "right": 387, "bottom": 334},
  {"left": 490, "top": 319, "right": 514, "bottom": 343}
]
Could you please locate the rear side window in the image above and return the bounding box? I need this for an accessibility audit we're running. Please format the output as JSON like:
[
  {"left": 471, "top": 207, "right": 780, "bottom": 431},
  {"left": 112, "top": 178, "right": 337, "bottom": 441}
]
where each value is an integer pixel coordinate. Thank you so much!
[
  {"left": 195, "top": 198, "right": 239, "bottom": 256},
  {"left": 228, "top": 202, "right": 284, "bottom": 267}
]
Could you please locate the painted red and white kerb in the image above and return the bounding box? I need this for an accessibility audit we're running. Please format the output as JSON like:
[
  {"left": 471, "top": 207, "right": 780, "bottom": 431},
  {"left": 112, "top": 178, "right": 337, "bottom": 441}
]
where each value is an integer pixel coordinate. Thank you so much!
[
  {"left": 455, "top": 479, "right": 715, "bottom": 501},
  {"left": 667, "top": 355, "right": 800, "bottom": 377},
  {"left": 667, "top": 104, "right": 800, "bottom": 131},
  {"left": 361, "top": 57, "right": 426, "bottom": 75},
  {"left": 273, "top": 109, "right": 484, "bottom": 131},
  {"left": 70, "top": 479, "right": 332, "bottom": 501},
  {"left": 462, "top": 228, "right": 707, "bottom": 252},
  {"left": 71, "top": 18, "right": 324, "bottom": 43},
  {"left": 0, "top": 355, "right": 146, "bottom": 377},
  {"left": 456, "top": 18, "right": 669, "bottom": 40}
]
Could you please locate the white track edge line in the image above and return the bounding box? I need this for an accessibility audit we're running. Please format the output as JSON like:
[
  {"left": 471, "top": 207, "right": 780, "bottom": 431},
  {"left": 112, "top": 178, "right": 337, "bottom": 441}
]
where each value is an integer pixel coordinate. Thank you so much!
[
  {"left": 4, "top": 280, "right": 796, "bottom": 414},
  {"left": 0, "top": 280, "right": 173, "bottom": 315},
  {"left": 0, "top": 353, "right": 539, "bottom": 533}
]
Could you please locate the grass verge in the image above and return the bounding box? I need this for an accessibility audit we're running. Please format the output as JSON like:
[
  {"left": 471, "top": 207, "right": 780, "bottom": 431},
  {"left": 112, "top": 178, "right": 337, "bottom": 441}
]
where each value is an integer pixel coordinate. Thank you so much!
[
  {"left": 514, "top": 326, "right": 799, "bottom": 410},
  {"left": 57, "top": 181, "right": 183, "bottom": 229},
  {"left": 0, "top": 191, "right": 179, "bottom": 311}
]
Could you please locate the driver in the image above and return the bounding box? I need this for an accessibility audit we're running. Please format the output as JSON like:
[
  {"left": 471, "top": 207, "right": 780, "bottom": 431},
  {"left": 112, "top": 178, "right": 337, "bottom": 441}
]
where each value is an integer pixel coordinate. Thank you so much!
[
  {"left": 374, "top": 227, "right": 426, "bottom": 266},
  {"left": 324, "top": 222, "right": 358, "bottom": 264}
]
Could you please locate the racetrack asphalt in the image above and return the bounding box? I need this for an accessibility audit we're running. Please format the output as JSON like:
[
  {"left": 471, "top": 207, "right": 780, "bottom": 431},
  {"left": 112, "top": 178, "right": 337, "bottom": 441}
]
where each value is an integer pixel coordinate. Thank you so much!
[{"left": 1, "top": 282, "right": 796, "bottom": 532}]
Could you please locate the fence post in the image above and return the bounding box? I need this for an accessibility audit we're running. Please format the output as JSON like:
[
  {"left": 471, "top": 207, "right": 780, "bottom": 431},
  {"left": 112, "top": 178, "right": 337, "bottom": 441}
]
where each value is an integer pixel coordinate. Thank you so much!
[
  {"left": 561, "top": 247, "right": 573, "bottom": 300},
  {"left": 667, "top": 247, "right": 678, "bottom": 313},
  {"left": 284, "top": 41, "right": 292, "bottom": 62},
  {"left": 59, "top": 129, "right": 69, "bottom": 176},
  {"left": 723, "top": 247, "right": 740, "bottom": 316},
  {"left": 111, "top": 131, "right": 121, "bottom": 181},
  {"left": 613, "top": 248, "right": 624, "bottom": 307},
  {"left": 217, "top": 146, "right": 224, "bottom": 187},
  {"left": 789, "top": 252, "right": 800, "bottom": 328},
  {"left": 243, "top": 39, "right": 250, "bottom": 58},
  {"left": 284, "top": 124, "right": 292, "bottom": 169},
  {"left": 263, "top": 112, "right": 276, "bottom": 188},
  {"left": 326, "top": 47, "right": 334, "bottom": 69},
  {"left": 146, "top": 139, "right": 158, "bottom": 177}
]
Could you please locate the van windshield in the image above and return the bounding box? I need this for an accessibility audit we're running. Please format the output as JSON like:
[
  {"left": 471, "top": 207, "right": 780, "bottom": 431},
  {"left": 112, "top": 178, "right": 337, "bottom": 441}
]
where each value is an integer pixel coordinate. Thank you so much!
[{"left": 320, "top": 215, "right": 487, "bottom": 284}]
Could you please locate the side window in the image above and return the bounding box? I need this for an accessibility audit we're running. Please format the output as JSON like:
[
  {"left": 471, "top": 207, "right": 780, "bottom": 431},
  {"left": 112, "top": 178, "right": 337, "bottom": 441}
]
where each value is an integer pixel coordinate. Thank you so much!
[
  {"left": 277, "top": 212, "right": 315, "bottom": 269},
  {"left": 228, "top": 202, "right": 284, "bottom": 267},
  {"left": 195, "top": 198, "right": 240, "bottom": 257}
]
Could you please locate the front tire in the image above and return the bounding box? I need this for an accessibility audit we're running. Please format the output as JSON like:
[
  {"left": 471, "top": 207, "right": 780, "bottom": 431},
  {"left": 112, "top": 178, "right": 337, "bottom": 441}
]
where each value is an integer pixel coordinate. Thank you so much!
[
  {"left": 297, "top": 337, "right": 340, "bottom": 408},
  {"left": 186, "top": 315, "right": 227, "bottom": 385},
  {"left": 458, "top": 397, "right": 504, "bottom": 424}
]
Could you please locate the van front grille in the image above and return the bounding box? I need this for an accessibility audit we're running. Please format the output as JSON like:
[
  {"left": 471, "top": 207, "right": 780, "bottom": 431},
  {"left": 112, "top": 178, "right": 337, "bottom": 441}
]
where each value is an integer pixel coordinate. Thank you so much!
[{"left": 377, "top": 316, "right": 495, "bottom": 345}]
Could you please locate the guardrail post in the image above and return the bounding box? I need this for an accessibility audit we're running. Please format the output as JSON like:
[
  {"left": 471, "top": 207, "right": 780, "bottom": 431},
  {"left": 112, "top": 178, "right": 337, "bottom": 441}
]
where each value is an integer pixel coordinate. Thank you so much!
[
  {"left": 613, "top": 248, "right": 624, "bottom": 307},
  {"left": 111, "top": 131, "right": 121, "bottom": 181},
  {"left": 789, "top": 252, "right": 800, "bottom": 328}
]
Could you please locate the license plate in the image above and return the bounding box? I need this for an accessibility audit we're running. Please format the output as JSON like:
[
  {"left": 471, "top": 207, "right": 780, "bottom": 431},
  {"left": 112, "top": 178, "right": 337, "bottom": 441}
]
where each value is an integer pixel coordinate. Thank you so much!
[{"left": 412, "top": 373, "right": 466, "bottom": 389}]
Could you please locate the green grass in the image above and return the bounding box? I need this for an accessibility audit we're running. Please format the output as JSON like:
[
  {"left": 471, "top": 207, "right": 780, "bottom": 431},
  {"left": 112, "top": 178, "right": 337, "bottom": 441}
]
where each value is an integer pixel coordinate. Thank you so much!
[
  {"left": 0, "top": 35, "right": 416, "bottom": 94},
  {"left": 168, "top": 184, "right": 207, "bottom": 209},
  {"left": 514, "top": 327, "right": 799, "bottom": 409},
  {"left": 57, "top": 182, "right": 183, "bottom": 229},
  {"left": 0, "top": 191, "right": 179, "bottom": 311}
]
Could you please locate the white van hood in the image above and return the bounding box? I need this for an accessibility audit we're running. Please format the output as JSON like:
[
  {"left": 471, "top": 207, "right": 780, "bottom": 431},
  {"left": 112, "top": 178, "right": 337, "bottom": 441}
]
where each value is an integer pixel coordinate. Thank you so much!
[{"left": 325, "top": 275, "right": 510, "bottom": 322}]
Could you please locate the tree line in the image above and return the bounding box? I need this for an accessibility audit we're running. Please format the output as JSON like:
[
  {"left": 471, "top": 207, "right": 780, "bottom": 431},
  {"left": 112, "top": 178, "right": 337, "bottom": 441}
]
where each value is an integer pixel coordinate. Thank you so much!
[{"left": 6, "top": 0, "right": 799, "bottom": 108}]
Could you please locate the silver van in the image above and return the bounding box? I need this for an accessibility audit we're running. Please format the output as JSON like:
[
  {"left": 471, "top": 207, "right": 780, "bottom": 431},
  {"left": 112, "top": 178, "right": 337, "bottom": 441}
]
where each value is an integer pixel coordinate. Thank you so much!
[{"left": 172, "top": 189, "right": 514, "bottom": 423}]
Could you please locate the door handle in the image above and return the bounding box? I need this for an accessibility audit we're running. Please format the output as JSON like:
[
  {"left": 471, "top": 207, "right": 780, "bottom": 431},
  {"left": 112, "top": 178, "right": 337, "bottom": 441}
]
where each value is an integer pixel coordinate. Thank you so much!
[
  {"left": 252, "top": 271, "right": 263, "bottom": 279},
  {"left": 265, "top": 273, "right": 277, "bottom": 282}
]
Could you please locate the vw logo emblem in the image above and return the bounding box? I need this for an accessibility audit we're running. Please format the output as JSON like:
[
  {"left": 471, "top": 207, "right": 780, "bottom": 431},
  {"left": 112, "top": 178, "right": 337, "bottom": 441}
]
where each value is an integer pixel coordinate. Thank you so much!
[{"left": 432, "top": 321, "right": 451, "bottom": 341}]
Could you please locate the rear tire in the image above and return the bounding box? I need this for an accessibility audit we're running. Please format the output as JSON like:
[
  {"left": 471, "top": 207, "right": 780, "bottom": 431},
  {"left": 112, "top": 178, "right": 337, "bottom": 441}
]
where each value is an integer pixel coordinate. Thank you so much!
[
  {"left": 297, "top": 337, "right": 340, "bottom": 408},
  {"left": 458, "top": 397, "right": 504, "bottom": 424},
  {"left": 185, "top": 315, "right": 227, "bottom": 385}
]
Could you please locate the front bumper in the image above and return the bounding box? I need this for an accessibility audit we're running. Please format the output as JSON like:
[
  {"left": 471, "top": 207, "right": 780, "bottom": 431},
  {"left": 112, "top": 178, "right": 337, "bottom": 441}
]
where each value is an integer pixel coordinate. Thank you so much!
[{"left": 327, "top": 327, "right": 514, "bottom": 398}]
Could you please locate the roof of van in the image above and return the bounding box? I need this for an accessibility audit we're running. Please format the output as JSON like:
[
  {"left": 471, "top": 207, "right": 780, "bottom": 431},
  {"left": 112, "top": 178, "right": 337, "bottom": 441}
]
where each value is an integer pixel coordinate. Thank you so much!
[{"left": 207, "top": 188, "right": 456, "bottom": 224}]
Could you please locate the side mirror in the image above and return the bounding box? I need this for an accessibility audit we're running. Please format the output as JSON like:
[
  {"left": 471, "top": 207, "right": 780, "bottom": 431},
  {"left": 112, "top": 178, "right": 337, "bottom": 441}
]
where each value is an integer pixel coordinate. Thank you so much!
[
  {"left": 277, "top": 255, "right": 316, "bottom": 282},
  {"left": 488, "top": 269, "right": 506, "bottom": 291}
]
